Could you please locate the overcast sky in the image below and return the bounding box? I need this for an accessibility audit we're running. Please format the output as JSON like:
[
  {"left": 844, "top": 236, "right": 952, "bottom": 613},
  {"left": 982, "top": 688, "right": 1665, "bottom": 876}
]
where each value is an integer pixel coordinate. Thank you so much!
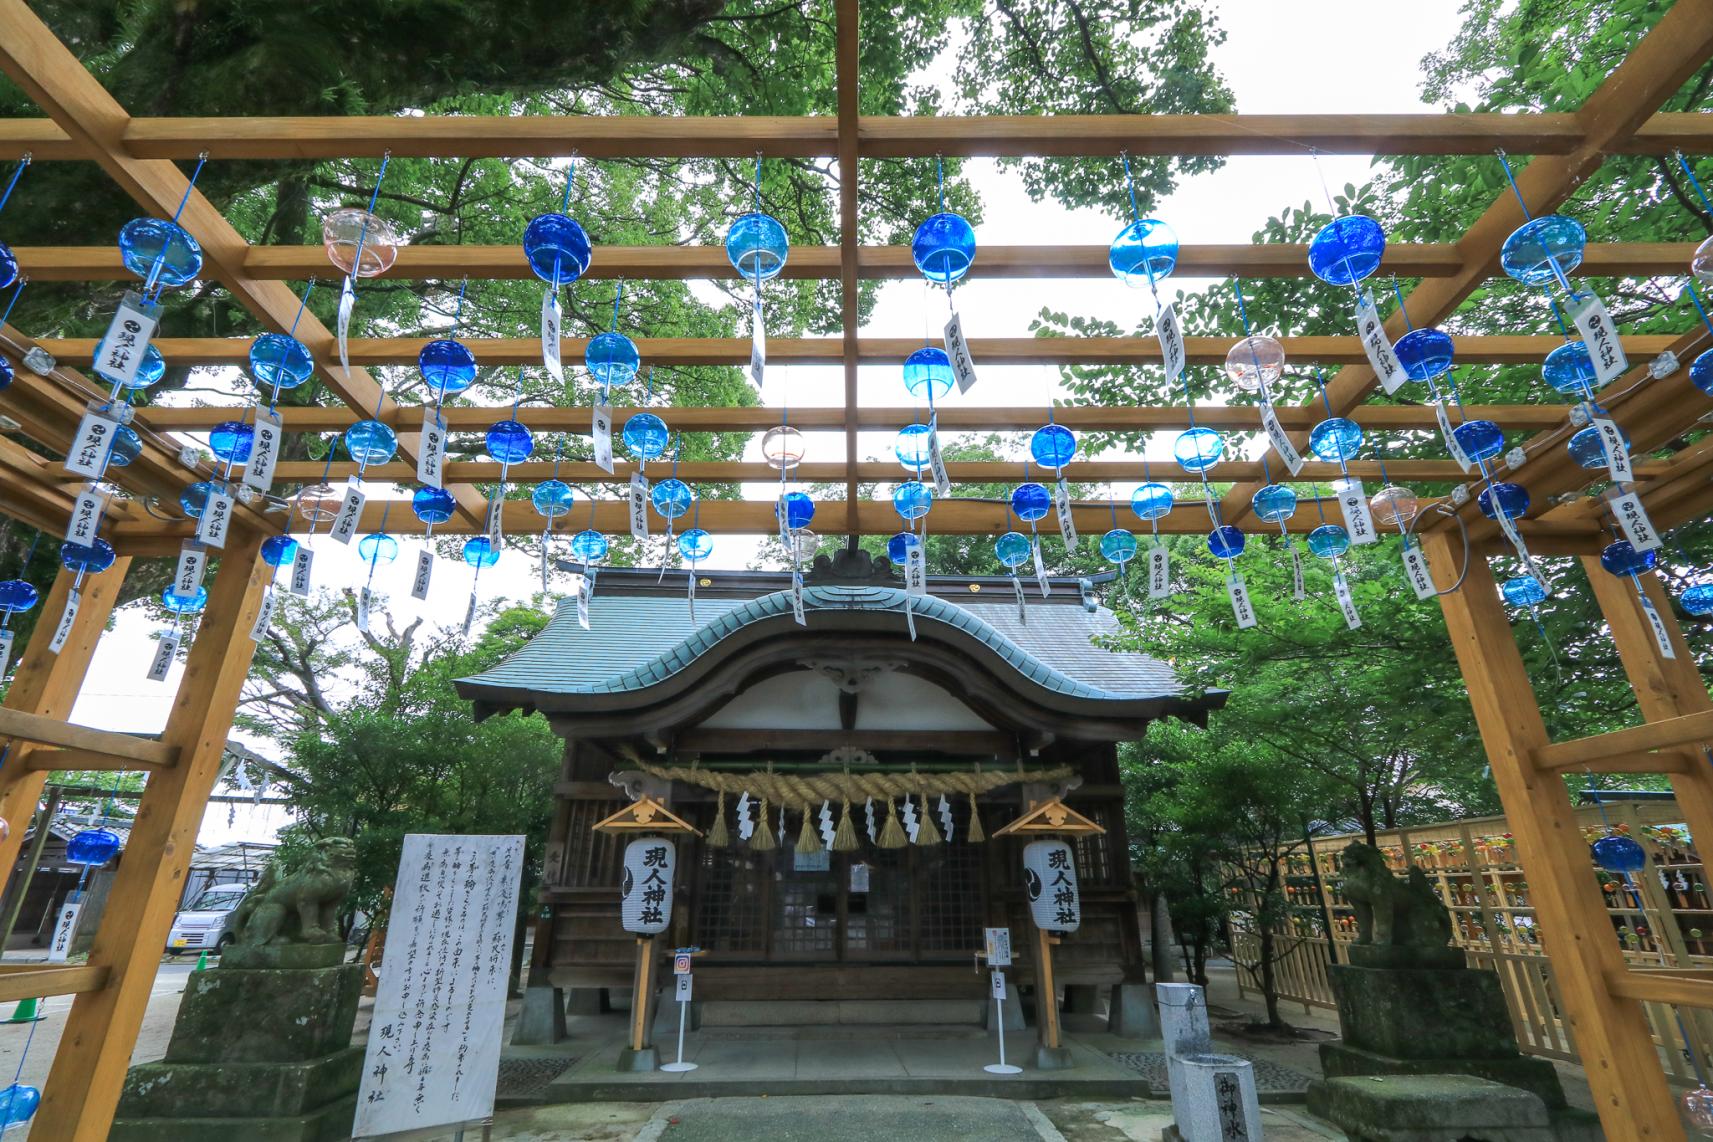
[{"left": 55, "top": 0, "right": 1473, "bottom": 846}]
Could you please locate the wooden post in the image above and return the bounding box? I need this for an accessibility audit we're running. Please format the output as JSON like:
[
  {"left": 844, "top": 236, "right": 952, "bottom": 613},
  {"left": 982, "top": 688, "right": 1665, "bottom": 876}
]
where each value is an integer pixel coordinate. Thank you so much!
[
  {"left": 630, "top": 935, "right": 656, "bottom": 1053},
  {"left": 34, "top": 531, "right": 267, "bottom": 1140},
  {"left": 1033, "top": 924, "right": 1061, "bottom": 1050},
  {"left": 0, "top": 559, "right": 132, "bottom": 890},
  {"left": 1426, "top": 533, "right": 1681, "bottom": 1141}
]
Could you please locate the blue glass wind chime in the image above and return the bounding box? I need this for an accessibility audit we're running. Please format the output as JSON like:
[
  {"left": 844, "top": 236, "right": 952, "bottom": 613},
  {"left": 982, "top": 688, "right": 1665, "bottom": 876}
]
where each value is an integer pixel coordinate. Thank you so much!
[
  {"left": 408, "top": 276, "right": 478, "bottom": 602},
  {"left": 0, "top": 154, "right": 30, "bottom": 397},
  {"left": 727, "top": 162, "right": 811, "bottom": 623},
  {"left": 0, "top": 536, "right": 39, "bottom": 683},
  {"left": 56, "top": 155, "right": 213, "bottom": 660}
]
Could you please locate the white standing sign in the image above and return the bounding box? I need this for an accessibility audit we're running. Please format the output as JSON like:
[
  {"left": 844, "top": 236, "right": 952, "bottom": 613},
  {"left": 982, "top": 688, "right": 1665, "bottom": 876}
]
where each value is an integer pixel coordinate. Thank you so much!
[
  {"left": 984, "top": 927, "right": 1012, "bottom": 967},
  {"left": 353, "top": 834, "right": 524, "bottom": 1140}
]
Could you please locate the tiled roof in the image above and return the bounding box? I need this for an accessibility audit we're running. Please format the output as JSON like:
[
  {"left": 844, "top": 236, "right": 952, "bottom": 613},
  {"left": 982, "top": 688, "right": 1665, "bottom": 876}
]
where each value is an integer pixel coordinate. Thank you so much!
[{"left": 461, "top": 584, "right": 1182, "bottom": 702}]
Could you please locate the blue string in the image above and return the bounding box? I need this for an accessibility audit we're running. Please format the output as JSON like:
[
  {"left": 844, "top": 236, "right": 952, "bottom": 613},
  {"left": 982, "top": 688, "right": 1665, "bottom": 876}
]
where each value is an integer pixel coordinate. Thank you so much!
[
  {"left": 170, "top": 153, "right": 209, "bottom": 223},
  {"left": 935, "top": 156, "right": 946, "bottom": 215},
  {"left": 1675, "top": 151, "right": 1713, "bottom": 216},
  {"left": 1231, "top": 279, "right": 1253, "bottom": 334},
  {"left": 1120, "top": 151, "right": 1139, "bottom": 222},
  {"left": 610, "top": 280, "right": 624, "bottom": 332},
  {"left": 1390, "top": 280, "right": 1415, "bottom": 331},
  {"left": 561, "top": 153, "right": 578, "bottom": 214},
  {"left": 1494, "top": 150, "right": 1532, "bottom": 220},
  {"left": 0, "top": 155, "right": 29, "bottom": 217},
  {"left": 1686, "top": 280, "right": 1713, "bottom": 335}
]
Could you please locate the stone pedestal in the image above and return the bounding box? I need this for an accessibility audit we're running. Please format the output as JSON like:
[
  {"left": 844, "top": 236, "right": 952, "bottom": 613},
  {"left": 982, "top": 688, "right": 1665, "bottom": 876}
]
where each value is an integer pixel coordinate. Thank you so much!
[
  {"left": 1308, "top": 963, "right": 1601, "bottom": 1140},
  {"left": 512, "top": 982, "right": 568, "bottom": 1045},
  {"left": 1316, "top": 964, "right": 1565, "bottom": 1108},
  {"left": 1106, "top": 981, "right": 1158, "bottom": 1039},
  {"left": 112, "top": 944, "right": 362, "bottom": 1142}
]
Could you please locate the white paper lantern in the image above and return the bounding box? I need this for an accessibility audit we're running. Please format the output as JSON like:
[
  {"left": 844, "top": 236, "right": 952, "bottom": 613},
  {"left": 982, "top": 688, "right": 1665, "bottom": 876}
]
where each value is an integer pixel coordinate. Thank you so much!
[
  {"left": 620, "top": 837, "right": 675, "bottom": 935},
  {"left": 1022, "top": 839, "right": 1080, "bottom": 933}
]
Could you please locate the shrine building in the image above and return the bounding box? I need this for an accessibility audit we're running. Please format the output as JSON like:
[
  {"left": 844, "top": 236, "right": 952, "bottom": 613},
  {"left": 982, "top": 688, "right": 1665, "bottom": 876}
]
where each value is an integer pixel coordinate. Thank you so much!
[{"left": 457, "top": 549, "right": 1225, "bottom": 1030}]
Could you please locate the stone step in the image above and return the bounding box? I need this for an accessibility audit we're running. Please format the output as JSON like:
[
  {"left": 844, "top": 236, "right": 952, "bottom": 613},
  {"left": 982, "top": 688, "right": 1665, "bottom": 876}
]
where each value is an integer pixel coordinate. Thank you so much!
[{"left": 698, "top": 998, "right": 986, "bottom": 1027}]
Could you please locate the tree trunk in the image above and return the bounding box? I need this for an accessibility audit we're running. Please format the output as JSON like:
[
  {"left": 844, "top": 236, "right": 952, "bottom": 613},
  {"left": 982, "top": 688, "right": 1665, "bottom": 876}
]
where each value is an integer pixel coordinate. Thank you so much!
[{"left": 1258, "top": 925, "right": 1282, "bottom": 1028}]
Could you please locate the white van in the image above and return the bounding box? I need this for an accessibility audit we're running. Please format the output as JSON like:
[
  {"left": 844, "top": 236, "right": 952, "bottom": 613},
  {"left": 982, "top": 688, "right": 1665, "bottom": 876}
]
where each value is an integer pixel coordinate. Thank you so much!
[{"left": 166, "top": 882, "right": 250, "bottom": 956}]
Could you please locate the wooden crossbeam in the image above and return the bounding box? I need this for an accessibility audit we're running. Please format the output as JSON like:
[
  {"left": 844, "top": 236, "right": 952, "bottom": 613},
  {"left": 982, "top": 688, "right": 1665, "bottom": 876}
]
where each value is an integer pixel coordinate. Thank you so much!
[
  {"left": 1604, "top": 968, "right": 1713, "bottom": 1007},
  {"left": 35, "top": 332, "right": 1683, "bottom": 368},
  {"left": 0, "top": 0, "right": 487, "bottom": 528},
  {"left": 0, "top": 965, "right": 109, "bottom": 1004},
  {"left": 0, "top": 708, "right": 178, "bottom": 767},
  {"left": 20, "top": 747, "right": 168, "bottom": 773},
  {"left": 132, "top": 401, "right": 1575, "bottom": 434},
  {"left": 111, "top": 494, "right": 1608, "bottom": 545},
  {"left": 1532, "top": 750, "right": 1697, "bottom": 776},
  {"left": 1219, "top": 0, "right": 1713, "bottom": 532},
  {"left": 1535, "top": 709, "right": 1713, "bottom": 772},
  {"left": 3, "top": 112, "right": 1713, "bottom": 161},
  {"left": 10, "top": 241, "right": 1695, "bottom": 283},
  {"left": 262, "top": 456, "right": 1668, "bottom": 486}
]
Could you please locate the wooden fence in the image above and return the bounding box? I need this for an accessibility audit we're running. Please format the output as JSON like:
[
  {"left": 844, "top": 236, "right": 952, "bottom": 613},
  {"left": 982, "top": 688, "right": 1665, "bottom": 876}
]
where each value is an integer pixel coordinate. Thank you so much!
[{"left": 1230, "top": 797, "right": 1713, "bottom": 1084}]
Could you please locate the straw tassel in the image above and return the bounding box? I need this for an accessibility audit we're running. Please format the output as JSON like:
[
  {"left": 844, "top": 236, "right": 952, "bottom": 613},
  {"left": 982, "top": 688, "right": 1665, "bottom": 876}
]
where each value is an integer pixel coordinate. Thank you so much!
[
  {"left": 706, "top": 790, "right": 729, "bottom": 848},
  {"left": 795, "top": 802, "right": 820, "bottom": 855},
  {"left": 914, "top": 792, "right": 943, "bottom": 846},
  {"left": 832, "top": 799, "right": 860, "bottom": 852},
  {"left": 966, "top": 792, "right": 985, "bottom": 843},
  {"left": 751, "top": 797, "right": 777, "bottom": 850},
  {"left": 877, "top": 797, "right": 907, "bottom": 848}
]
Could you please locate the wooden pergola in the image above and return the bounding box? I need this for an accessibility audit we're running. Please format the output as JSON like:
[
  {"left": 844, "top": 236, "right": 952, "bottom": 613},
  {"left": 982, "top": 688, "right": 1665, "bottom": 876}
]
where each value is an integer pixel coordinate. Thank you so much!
[{"left": 2, "top": 0, "right": 1713, "bottom": 1135}]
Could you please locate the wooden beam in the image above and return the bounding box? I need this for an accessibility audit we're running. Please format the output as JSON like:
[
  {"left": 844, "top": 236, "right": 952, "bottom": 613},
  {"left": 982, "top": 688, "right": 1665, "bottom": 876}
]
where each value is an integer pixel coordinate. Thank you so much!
[
  {"left": 1535, "top": 709, "right": 1713, "bottom": 773},
  {"left": 20, "top": 747, "right": 169, "bottom": 773},
  {"left": 1220, "top": 0, "right": 1713, "bottom": 531},
  {"left": 38, "top": 332, "right": 1681, "bottom": 368},
  {"left": 0, "top": 709, "right": 177, "bottom": 767},
  {"left": 0, "top": 0, "right": 486, "bottom": 527},
  {"left": 1533, "top": 750, "right": 1696, "bottom": 776},
  {"left": 132, "top": 401, "right": 1575, "bottom": 435},
  {"left": 11, "top": 241, "right": 1694, "bottom": 283},
  {"left": 673, "top": 728, "right": 1016, "bottom": 755},
  {"left": 835, "top": 0, "right": 861, "bottom": 536},
  {"left": 5, "top": 111, "right": 1713, "bottom": 162},
  {"left": 37, "top": 529, "right": 269, "bottom": 1138},
  {"left": 0, "top": 964, "right": 109, "bottom": 1003},
  {"left": 1425, "top": 533, "right": 1680, "bottom": 1139},
  {"left": 1604, "top": 969, "right": 1713, "bottom": 1008}
]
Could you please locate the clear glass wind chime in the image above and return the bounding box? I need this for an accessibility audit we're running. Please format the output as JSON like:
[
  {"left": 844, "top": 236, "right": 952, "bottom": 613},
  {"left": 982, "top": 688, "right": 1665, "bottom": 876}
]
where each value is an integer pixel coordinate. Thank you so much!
[{"left": 325, "top": 153, "right": 399, "bottom": 379}]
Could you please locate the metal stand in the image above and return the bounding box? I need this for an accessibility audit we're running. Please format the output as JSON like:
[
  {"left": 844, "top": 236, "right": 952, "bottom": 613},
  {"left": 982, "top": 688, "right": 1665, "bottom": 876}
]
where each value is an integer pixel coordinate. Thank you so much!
[
  {"left": 984, "top": 982, "right": 1021, "bottom": 1075},
  {"left": 660, "top": 995, "right": 697, "bottom": 1073}
]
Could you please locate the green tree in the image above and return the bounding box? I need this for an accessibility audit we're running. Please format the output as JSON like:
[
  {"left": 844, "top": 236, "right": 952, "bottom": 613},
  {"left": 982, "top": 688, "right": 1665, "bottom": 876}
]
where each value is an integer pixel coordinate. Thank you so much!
[{"left": 240, "top": 589, "right": 560, "bottom": 915}]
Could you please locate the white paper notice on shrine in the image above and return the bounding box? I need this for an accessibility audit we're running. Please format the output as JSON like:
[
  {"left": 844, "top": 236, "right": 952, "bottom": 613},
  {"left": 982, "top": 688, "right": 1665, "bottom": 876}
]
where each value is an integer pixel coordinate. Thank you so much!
[
  {"left": 1401, "top": 542, "right": 1438, "bottom": 600},
  {"left": 244, "top": 406, "right": 284, "bottom": 494},
  {"left": 1155, "top": 301, "right": 1185, "bottom": 384},
  {"left": 353, "top": 833, "right": 524, "bottom": 1140},
  {"left": 1260, "top": 402, "right": 1304, "bottom": 476},
  {"left": 943, "top": 311, "right": 978, "bottom": 394},
  {"left": 1226, "top": 573, "right": 1257, "bottom": 629},
  {"left": 94, "top": 294, "right": 159, "bottom": 390},
  {"left": 1569, "top": 291, "right": 1627, "bottom": 386}
]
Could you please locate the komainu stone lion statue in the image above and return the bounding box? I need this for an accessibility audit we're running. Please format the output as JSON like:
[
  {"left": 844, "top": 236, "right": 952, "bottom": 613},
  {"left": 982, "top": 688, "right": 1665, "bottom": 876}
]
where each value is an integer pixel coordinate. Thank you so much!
[
  {"left": 1339, "top": 841, "right": 1454, "bottom": 952},
  {"left": 229, "top": 836, "right": 358, "bottom": 947}
]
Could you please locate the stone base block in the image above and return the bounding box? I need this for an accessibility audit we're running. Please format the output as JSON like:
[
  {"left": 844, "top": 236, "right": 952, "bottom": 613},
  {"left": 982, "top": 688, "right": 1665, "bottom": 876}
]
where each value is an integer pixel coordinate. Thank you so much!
[
  {"left": 1307, "top": 1074, "right": 1556, "bottom": 1141},
  {"left": 1329, "top": 964, "right": 1524, "bottom": 1062},
  {"left": 513, "top": 983, "right": 567, "bottom": 1045},
  {"left": 1107, "top": 982, "right": 1158, "bottom": 1039},
  {"left": 1034, "top": 1044, "right": 1075, "bottom": 1071},
  {"left": 117, "top": 1046, "right": 362, "bottom": 1120},
  {"left": 1319, "top": 1042, "right": 1566, "bottom": 1110},
  {"left": 982, "top": 994, "right": 1027, "bottom": 1031},
  {"left": 567, "top": 987, "right": 608, "bottom": 1015},
  {"left": 110, "top": 1094, "right": 357, "bottom": 1142},
  {"left": 166, "top": 964, "right": 364, "bottom": 1065},
  {"left": 617, "top": 1045, "right": 659, "bottom": 1072}
]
